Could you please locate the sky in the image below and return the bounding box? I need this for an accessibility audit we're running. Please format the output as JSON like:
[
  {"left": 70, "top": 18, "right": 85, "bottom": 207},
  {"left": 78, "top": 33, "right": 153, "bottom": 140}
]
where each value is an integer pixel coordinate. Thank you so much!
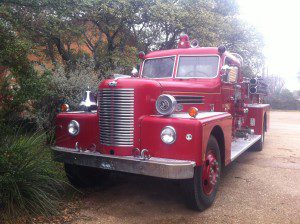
[{"left": 237, "top": 0, "right": 300, "bottom": 91}]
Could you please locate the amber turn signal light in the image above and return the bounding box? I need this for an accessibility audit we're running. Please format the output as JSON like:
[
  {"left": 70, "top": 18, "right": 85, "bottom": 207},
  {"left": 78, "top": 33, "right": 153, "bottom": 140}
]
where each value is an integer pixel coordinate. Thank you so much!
[
  {"left": 61, "top": 103, "right": 70, "bottom": 112},
  {"left": 188, "top": 107, "right": 198, "bottom": 118}
]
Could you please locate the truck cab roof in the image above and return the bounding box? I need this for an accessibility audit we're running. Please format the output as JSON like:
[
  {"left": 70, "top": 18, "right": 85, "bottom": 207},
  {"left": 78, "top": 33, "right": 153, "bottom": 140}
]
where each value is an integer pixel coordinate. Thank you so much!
[{"left": 145, "top": 47, "right": 241, "bottom": 67}]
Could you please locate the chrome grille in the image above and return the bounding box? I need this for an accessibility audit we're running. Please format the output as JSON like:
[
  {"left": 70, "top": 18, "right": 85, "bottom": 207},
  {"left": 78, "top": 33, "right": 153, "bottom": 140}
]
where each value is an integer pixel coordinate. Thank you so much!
[{"left": 99, "top": 89, "right": 134, "bottom": 147}]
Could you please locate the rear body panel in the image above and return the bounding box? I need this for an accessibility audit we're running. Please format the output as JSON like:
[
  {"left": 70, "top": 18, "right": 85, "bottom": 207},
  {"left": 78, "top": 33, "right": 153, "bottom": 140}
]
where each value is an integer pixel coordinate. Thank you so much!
[{"left": 246, "top": 104, "right": 270, "bottom": 135}]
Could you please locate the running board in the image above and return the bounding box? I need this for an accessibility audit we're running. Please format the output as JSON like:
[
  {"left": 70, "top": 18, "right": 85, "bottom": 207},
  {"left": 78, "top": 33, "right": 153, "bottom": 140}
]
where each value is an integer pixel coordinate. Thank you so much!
[{"left": 231, "top": 135, "right": 261, "bottom": 161}]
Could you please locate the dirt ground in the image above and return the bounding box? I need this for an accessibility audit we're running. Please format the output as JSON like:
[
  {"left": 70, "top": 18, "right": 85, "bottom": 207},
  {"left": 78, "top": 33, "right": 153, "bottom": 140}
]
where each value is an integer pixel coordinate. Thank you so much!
[{"left": 62, "top": 111, "right": 300, "bottom": 224}]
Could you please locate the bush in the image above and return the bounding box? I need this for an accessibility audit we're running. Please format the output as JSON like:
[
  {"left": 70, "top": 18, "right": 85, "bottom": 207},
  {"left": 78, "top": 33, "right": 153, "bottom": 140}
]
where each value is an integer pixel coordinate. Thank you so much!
[
  {"left": 0, "top": 132, "right": 66, "bottom": 221},
  {"left": 31, "top": 58, "right": 101, "bottom": 135},
  {"left": 49, "top": 58, "right": 100, "bottom": 110}
]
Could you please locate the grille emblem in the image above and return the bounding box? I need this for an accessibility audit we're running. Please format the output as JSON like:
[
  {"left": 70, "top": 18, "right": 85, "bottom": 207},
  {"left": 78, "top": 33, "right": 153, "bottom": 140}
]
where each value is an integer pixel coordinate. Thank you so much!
[{"left": 108, "top": 81, "right": 117, "bottom": 87}]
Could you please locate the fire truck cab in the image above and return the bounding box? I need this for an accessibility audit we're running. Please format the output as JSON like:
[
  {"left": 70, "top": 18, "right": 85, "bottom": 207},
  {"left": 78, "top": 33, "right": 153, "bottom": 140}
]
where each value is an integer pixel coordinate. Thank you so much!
[{"left": 52, "top": 34, "right": 269, "bottom": 211}]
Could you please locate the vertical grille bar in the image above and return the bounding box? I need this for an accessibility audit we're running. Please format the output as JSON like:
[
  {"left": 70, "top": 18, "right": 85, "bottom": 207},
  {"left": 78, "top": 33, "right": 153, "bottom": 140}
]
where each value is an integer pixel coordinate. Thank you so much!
[{"left": 99, "top": 89, "right": 134, "bottom": 147}]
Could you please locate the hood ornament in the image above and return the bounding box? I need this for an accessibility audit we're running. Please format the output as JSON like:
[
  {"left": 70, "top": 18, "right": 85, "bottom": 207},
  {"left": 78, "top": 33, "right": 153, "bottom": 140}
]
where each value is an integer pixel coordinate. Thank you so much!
[{"left": 79, "top": 87, "right": 97, "bottom": 111}]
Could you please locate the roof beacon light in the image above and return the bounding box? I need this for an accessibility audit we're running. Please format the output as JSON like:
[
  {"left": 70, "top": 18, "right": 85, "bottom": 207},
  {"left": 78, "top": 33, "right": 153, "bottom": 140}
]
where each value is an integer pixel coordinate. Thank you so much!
[
  {"left": 178, "top": 33, "right": 191, "bottom": 48},
  {"left": 218, "top": 45, "right": 226, "bottom": 55},
  {"left": 138, "top": 51, "right": 145, "bottom": 59}
]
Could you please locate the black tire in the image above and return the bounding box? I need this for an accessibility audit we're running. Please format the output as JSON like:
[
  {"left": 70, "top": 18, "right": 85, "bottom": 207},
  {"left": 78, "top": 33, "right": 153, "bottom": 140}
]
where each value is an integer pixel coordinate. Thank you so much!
[
  {"left": 183, "top": 136, "right": 221, "bottom": 211},
  {"left": 64, "top": 163, "right": 109, "bottom": 188}
]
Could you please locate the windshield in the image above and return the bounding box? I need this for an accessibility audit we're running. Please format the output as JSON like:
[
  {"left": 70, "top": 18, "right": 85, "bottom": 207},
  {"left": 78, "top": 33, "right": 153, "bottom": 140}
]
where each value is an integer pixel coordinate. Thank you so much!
[
  {"left": 142, "top": 56, "right": 175, "bottom": 78},
  {"left": 177, "top": 56, "right": 219, "bottom": 78}
]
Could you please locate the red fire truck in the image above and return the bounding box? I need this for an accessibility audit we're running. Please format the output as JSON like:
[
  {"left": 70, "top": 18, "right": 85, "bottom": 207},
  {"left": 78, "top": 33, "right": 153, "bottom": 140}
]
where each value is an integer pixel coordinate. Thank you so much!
[{"left": 52, "top": 34, "right": 269, "bottom": 211}]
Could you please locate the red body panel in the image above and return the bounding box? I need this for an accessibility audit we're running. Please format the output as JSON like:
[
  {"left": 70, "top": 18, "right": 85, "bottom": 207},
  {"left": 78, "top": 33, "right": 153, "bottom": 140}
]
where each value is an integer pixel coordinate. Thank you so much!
[
  {"left": 55, "top": 112, "right": 100, "bottom": 150},
  {"left": 140, "top": 113, "right": 232, "bottom": 165},
  {"left": 199, "top": 114, "right": 233, "bottom": 166},
  {"left": 246, "top": 104, "right": 270, "bottom": 135}
]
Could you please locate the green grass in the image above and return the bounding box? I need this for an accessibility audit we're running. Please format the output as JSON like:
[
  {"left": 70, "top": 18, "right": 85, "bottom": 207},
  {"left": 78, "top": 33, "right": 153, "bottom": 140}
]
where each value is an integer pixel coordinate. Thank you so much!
[{"left": 0, "top": 132, "right": 67, "bottom": 221}]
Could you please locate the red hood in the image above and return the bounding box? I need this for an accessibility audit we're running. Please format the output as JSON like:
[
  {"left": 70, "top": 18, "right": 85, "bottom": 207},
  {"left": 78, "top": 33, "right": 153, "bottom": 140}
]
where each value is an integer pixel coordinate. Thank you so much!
[
  {"left": 100, "top": 77, "right": 220, "bottom": 94},
  {"left": 157, "top": 78, "right": 221, "bottom": 94}
]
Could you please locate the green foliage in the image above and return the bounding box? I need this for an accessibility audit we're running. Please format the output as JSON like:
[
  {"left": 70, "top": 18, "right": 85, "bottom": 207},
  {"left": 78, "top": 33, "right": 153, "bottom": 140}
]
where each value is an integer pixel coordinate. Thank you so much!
[
  {"left": 267, "top": 88, "right": 300, "bottom": 110},
  {"left": 0, "top": 132, "right": 66, "bottom": 221},
  {"left": 48, "top": 58, "right": 100, "bottom": 110},
  {"left": 1, "top": 0, "right": 265, "bottom": 76},
  {"left": 0, "top": 18, "right": 52, "bottom": 135},
  {"left": 29, "top": 58, "right": 100, "bottom": 133},
  {"left": 264, "top": 75, "right": 300, "bottom": 110},
  {"left": 0, "top": 68, "right": 51, "bottom": 135}
]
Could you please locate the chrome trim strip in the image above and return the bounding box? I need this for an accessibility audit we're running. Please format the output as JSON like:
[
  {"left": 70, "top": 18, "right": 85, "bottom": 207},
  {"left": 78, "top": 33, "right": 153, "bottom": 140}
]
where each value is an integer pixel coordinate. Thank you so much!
[
  {"left": 173, "top": 95, "right": 204, "bottom": 104},
  {"left": 52, "top": 146, "right": 195, "bottom": 179}
]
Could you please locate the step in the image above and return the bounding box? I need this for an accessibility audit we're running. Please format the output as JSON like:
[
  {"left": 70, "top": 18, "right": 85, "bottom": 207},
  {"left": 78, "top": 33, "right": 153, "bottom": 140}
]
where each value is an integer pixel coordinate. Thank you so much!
[{"left": 231, "top": 135, "right": 261, "bottom": 161}]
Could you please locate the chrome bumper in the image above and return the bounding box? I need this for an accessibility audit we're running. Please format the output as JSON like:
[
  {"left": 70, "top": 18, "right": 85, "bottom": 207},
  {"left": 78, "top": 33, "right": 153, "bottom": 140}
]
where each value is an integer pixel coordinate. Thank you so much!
[{"left": 52, "top": 147, "right": 195, "bottom": 179}]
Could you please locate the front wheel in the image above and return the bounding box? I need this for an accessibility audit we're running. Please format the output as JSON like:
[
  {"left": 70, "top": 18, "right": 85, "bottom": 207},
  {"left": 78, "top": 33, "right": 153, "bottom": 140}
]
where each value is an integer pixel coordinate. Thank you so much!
[
  {"left": 183, "top": 136, "right": 221, "bottom": 211},
  {"left": 64, "top": 163, "right": 109, "bottom": 188}
]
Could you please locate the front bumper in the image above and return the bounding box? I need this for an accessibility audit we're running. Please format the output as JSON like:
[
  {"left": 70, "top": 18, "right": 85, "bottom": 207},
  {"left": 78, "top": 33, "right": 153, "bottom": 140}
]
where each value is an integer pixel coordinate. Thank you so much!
[{"left": 52, "top": 146, "right": 195, "bottom": 179}]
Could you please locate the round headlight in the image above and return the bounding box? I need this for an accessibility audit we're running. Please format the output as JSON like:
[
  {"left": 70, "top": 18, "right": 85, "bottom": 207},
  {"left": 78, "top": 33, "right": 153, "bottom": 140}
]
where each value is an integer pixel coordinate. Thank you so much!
[
  {"left": 155, "top": 94, "right": 177, "bottom": 115},
  {"left": 161, "top": 126, "right": 176, "bottom": 144},
  {"left": 68, "top": 120, "right": 80, "bottom": 136}
]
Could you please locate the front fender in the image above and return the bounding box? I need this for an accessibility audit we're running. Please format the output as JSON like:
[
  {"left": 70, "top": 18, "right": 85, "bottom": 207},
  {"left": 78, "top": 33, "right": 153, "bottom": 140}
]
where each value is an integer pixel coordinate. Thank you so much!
[
  {"left": 55, "top": 111, "right": 100, "bottom": 150},
  {"left": 140, "top": 112, "right": 232, "bottom": 165}
]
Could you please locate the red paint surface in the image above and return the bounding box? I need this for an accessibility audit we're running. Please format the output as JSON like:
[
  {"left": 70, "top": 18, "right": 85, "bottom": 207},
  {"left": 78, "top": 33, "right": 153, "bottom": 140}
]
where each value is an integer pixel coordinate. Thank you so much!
[
  {"left": 246, "top": 105, "right": 270, "bottom": 135},
  {"left": 55, "top": 112, "right": 100, "bottom": 151},
  {"left": 140, "top": 113, "right": 232, "bottom": 165}
]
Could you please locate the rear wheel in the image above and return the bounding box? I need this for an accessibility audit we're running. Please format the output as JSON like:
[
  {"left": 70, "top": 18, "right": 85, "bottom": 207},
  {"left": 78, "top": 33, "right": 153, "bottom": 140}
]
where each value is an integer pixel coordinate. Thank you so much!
[
  {"left": 64, "top": 163, "right": 109, "bottom": 188},
  {"left": 183, "top": 136, "right": 221, "bottom": 211}
]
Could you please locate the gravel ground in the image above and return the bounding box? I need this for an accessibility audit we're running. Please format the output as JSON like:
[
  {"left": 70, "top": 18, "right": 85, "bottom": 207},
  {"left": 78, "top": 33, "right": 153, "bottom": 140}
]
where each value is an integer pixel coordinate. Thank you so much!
[{"left": 68, "top": 111, "right": 300, "bottom": 224}]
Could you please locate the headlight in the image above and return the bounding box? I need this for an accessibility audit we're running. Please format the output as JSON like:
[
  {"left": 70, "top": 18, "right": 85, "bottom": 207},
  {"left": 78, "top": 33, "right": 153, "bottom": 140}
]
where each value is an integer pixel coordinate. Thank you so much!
[
  {"left": 161, "top": 126, "right": 176, "bottom": 144},
  {"left": 68, "top": 120, "right": 80, "bottom": 136},
  {"left": 155, "top": 94, "right": 177, "bottom": 115}
]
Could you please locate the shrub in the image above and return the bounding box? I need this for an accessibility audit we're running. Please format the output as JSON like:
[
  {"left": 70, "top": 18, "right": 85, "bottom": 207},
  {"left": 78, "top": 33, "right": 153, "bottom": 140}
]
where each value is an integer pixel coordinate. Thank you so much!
[
  {"left": 49, "top": 58, "right": 100, "bottom": 110},
  {"left": 0, "top": 132, "right": 66, "bottom": 221},
  {"left": 31, "top": 58, "right": 101, "bottom": 134}
]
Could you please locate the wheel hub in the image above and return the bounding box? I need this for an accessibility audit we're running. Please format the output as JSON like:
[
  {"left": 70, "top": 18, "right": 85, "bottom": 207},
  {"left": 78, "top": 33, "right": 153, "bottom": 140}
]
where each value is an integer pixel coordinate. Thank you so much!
[{"left": 202, "top": 150, "right": 219, "bottom": 196}]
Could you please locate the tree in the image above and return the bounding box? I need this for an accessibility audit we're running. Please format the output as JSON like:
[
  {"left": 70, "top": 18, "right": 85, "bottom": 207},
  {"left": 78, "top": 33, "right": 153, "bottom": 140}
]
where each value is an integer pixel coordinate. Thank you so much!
[
  {"left": 265, "top": 74, "right": 285, "bottom": 95},
  {"left": 264, "top": 74, "right": 300, "bottom": 110},
  {"left": 1, "top": 0, "right": 265, "bottom": 76},
  {"left": 0, "top": 18, "right": 50, "bottom": 133},
  {"left": 1, "top": 0, "right": 84, "bottom": 69}
]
